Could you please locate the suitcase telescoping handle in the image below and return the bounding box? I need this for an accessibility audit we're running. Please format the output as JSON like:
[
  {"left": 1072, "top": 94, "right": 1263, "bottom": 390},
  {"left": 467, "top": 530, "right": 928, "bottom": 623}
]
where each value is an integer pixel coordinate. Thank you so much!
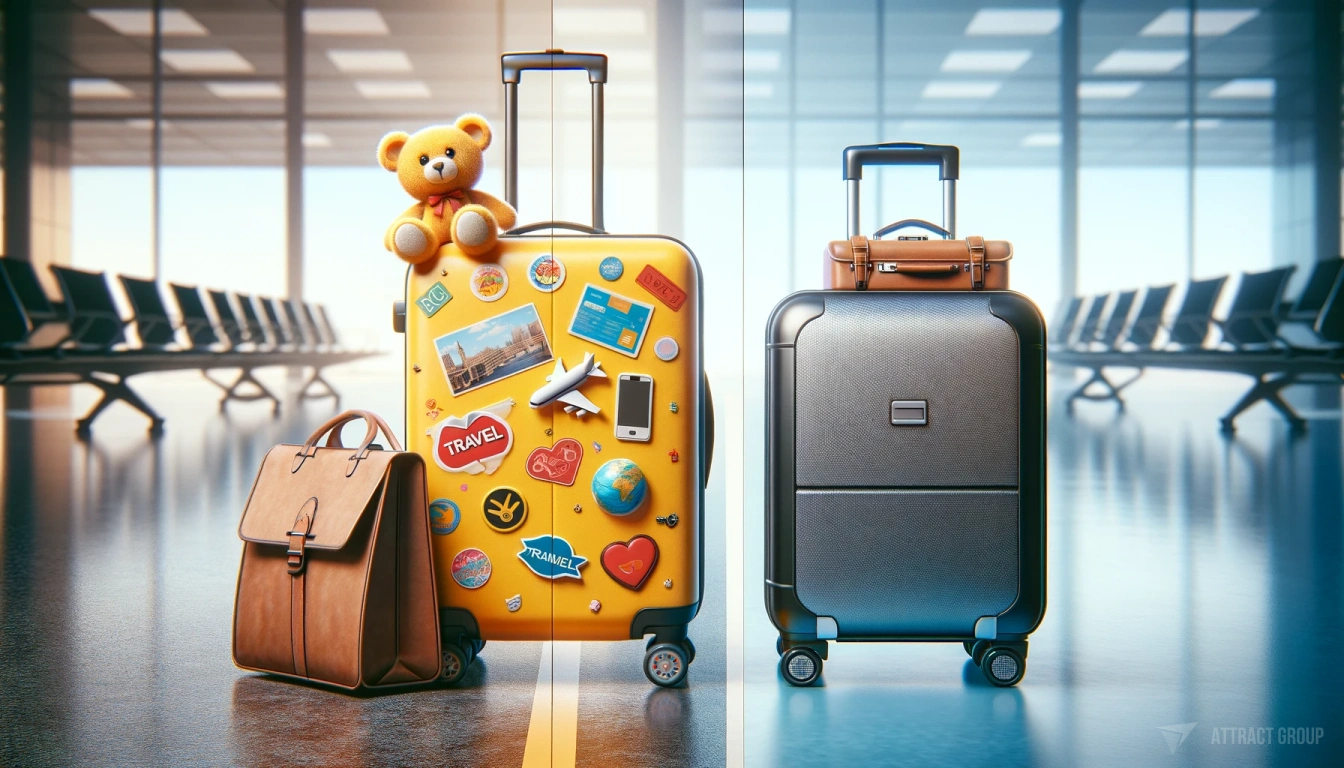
[
  {"left": 842, "top": 142, "right": 960, "bottom": 240},
  {"left": 501, "top": 50, "right": 608, "bottom": 232}
]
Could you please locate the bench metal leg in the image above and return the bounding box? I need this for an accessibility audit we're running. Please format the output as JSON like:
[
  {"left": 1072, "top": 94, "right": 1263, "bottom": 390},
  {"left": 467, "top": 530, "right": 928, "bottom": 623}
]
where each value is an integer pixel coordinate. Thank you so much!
[
  {"left": 204, "top": 368, "right": 281, "bottom": 416},
  {"left": 1065, "top": 367, "right": 1143, "bottom": 413},
  {"left": 1220, "top": 374, "right": 1305, "bottom": 434},
  {"left": 77, "top": 374, "right": 165, "bottom": 438},
  {"left": 297, "top": 367, "right": 340, "bottom": 407}
]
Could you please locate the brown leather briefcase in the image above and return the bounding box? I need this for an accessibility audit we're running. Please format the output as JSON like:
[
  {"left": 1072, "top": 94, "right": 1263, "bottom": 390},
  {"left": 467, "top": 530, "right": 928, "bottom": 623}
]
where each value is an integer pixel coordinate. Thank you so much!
[
  {"left": 824, "top": 142, "right": 1012, "bottom": 291},
  {"left": 233, "top": 410, "right": 442, "bottom": 690}
]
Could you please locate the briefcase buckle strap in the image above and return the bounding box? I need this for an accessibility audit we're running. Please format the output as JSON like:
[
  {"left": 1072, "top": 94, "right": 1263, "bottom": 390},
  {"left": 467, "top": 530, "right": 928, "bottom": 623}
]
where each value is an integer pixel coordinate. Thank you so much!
[
  {"left": 286, "top": 497, "right": 319, "bottom": 575},
  {"left": 967, "top": 235, "right": 986, "bottom": 290},
  {"left": 849, "top": 236, "right": 871, "bottom": 291}
]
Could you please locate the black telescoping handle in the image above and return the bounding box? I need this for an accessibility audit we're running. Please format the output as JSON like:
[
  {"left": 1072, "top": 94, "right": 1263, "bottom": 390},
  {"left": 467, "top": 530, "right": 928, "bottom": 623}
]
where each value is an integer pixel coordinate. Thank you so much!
[
  {"left": 842, "top": 142, "right": 960, "bottom": 239},
  {"left": 501, "top": 50, "right": 608, "bottom": 231}
]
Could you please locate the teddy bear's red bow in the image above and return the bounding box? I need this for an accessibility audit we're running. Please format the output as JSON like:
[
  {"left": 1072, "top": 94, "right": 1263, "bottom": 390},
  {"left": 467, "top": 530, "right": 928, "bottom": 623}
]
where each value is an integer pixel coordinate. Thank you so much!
[{"left": 427, "top": 190, "right": 469, "bottom": 217}]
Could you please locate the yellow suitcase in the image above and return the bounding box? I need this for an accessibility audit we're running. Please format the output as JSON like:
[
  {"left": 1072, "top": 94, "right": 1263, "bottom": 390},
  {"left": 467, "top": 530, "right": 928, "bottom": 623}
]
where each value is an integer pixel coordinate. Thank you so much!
[{"left": 395, "top": 52, "right": 711, "bottom": 688}]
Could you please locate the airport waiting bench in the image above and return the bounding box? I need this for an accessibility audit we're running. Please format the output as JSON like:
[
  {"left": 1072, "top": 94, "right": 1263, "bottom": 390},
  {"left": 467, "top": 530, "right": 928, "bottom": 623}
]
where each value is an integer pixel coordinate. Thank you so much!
[
  {"left": 1050, "top": 257, "right": 1344, "bottom": 433},
  {"left": 0, "top": 257, "right": 379, "bottom": 436}
]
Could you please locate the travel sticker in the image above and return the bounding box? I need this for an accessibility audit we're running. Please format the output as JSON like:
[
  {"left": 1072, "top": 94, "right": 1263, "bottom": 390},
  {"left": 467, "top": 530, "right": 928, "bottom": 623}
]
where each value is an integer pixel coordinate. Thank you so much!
[
  {"left": 434, "top": 303, "right": 554, "bottom": 396},
  {"left": 634, "top": 264, "right": 687, "bottom": 311},
  {"left": 451, "top": 548, "right": 491, "bottom": 589},
  {"left": 483, "top": 486, "right": 528, "bottom": 533},
  {"left": 525, "top": 437, "right": 584, "bottom": 486},
  {"left": 517, "top": 535, "right": 588, "bottom": 580},
  {"left": 653, "top": 336, "right": 679, "bottom": 361},
  {"left": 429, "top": 498, "right": 461, "bottom": 535},
  {"left": 470, "top": 263, "right": 509, "bottom": 302},
  {"left": 590, "top": 458, "right": 648, "bottom": 516},
  {"left": 415, "top": 280, "right": 453, "bottom": 318},
  {"left": 427, "top": 399, "right": 515, "bottom": 475},
  {"left": 568, "top": 284, "right": 654, "bottom": 359},
  {"left": 598, "top": 256, "right": 624, "bottom": 281},
  {"left": 601, "top": 535, "right": 660, "bottom": 591},
  {"left": 527, "top": 253, "right": 566, "bottom": 292}
]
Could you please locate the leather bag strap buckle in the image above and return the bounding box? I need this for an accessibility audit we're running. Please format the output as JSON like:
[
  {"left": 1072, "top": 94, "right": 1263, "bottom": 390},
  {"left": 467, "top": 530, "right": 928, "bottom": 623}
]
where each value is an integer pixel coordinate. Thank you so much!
[
  {"left": 286, "top": 497, "right": 319, "bottom": 575},
  {"left": 966, "top": 235, "right": 986, "bottom": 290},
  {"left": 850, "top": 236, "right": 871, "bottom": 291}
]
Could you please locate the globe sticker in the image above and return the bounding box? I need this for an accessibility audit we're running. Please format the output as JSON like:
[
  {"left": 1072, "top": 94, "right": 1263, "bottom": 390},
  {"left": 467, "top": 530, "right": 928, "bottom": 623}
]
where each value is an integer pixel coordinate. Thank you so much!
[
  {"left": 601, "top": 535, "right": 660, "bottom": 591},
  {"left": 470, "top": 263, "right": 509, "bottom": 302},
  {"left": 451, "top": 548, "right": 491, "bottom": 589},
  {"left": 590, "top": 458, "right": 648, "bottom": 516},
  {"left": 483, "top": 486, "right": 528, "bottom": 533},
  {"left": 429, "top": 498, "right": 461, "bottom": 535},
  {"left": 598, "top": 256, "right": 624, "bottom": 281},
  {"left": 427, "top": 399, "right": 515, "bottom": 475},
  {"left": 527, "top": 253, "right": 566, "bottom": 292},
  {"left": 517, "top": 534, "right": 587, "bottom": 580}
]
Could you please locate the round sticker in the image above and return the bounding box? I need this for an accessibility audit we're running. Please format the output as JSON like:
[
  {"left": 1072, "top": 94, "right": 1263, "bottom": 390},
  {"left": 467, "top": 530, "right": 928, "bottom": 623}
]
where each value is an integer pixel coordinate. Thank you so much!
[
  {"left": 527, "top": 254, "right": 566, "bottom": 292},
  {"left": 598, "top": 256, "right": 624, "bottom": 281},
  {"left": 470, "top": 263, "right": 509, "bottom": 302},
  {"left": 451, "top": 548, "right": 491, "bottom": 589},
  {"left": 654, "top": 336, "right": 679, "bottom": 361},
  {"left": 483, "top": 486, "right": 528, "bottom": 532},
  {"left": 429, "top": 498, "right": 461, "bottom": 535}
]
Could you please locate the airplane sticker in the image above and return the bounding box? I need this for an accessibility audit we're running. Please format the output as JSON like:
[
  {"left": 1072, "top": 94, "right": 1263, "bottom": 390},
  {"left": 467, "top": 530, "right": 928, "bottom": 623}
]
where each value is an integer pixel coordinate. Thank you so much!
[{"left": 529, "top": 353, "right": 607, "bottom": 417}]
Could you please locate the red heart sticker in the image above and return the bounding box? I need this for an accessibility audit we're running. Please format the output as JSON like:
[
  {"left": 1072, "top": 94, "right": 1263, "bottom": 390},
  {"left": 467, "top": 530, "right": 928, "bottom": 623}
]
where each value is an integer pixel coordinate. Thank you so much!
[
  {"left": 600, "top": 535, "right": 659, "bottom": 591},
  {"left": 526, "top": 438, "right": 584, "bottom": 486},
  {"left": 432, "top": 411, "right": 513, "bottom": 474}
]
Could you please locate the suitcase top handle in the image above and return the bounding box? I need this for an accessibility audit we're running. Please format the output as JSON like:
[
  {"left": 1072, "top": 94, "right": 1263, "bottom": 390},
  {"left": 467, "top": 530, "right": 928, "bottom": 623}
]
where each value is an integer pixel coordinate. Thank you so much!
[
  {"left": 843, "top": 142, "right": 960, "bottom": 240},
  {"left": 501, "top": 50, "right": 608, "bottom": 231}
]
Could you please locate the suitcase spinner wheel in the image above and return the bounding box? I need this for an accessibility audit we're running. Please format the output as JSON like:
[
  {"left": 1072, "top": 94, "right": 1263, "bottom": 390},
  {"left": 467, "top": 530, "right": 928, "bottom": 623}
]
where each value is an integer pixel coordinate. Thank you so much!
[{"left": 779, "top": 646, "right": 823, "bottom": 687}]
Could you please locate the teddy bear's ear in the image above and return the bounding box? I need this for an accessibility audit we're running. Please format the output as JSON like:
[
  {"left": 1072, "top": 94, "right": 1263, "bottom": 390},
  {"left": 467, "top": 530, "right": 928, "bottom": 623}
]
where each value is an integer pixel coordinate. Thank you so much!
[
  {"left": 377, "top": 131, "right": 409, "bottom": 171},
  {"left": 454, "top": 114, "right": 492, "bottom": 151}
]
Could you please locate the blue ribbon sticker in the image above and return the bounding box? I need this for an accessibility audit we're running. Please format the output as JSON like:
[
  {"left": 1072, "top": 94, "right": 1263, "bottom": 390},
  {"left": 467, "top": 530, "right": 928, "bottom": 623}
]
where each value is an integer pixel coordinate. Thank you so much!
[{"left": 517, "top": 535, "right": 588, "bottom": 580}]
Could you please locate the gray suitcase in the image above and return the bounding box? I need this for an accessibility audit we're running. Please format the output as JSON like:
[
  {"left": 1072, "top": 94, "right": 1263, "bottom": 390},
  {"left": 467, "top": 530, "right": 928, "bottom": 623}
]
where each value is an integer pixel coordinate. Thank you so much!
[{"left": 764, "top": 143, "right": 1046, "bottom": 687}]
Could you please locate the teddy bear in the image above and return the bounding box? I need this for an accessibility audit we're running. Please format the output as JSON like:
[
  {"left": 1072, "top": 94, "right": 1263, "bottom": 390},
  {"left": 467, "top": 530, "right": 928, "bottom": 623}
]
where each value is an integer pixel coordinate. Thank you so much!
[{"left": 377, "top": 114, "right": 517, "bottom": 263}]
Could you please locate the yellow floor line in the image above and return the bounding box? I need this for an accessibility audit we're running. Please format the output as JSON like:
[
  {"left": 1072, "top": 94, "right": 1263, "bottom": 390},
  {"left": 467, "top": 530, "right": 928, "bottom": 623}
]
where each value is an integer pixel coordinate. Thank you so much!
[{"left": 521, "top": 641, "right": 582, "bottom": 768}]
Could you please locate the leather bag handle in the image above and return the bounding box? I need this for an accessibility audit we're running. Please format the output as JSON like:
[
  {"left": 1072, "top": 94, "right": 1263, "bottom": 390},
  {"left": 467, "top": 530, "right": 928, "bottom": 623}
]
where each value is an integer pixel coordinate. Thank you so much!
[{"left": 291, "top": 410, "right": 403, "bottom": 474}]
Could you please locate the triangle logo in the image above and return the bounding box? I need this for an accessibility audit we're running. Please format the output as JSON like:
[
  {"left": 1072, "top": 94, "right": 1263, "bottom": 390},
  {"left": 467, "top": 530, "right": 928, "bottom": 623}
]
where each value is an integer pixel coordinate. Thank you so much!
[{"left": 1157, "top": 722, "right": 1198, "bottom": 754}]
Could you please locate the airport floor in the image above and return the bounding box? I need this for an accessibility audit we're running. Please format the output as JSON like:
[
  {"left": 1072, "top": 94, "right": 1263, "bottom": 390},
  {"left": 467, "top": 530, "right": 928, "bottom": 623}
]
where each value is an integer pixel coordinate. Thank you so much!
[{"left": 1, "top": 367, "right": 1342, "bottom": 767}]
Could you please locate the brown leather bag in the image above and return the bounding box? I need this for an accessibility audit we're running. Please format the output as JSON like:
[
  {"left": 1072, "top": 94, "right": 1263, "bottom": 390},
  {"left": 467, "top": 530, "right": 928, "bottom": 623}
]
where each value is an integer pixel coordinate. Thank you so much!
[
  {"left": 826, "top": 142, "right": 1012, "bottom": 291},
  {"left": 823, "top": 234, "right": 1012, "bottom": 291},
  {"left": 233, "top": 410, "right": 441, "bottom": 690}
]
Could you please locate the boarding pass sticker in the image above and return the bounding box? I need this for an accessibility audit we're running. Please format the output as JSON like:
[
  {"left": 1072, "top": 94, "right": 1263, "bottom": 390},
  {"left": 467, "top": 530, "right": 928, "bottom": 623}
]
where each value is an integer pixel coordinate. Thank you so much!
[{"left": 567, "top": 284, "right": 654, "bottom": 359}]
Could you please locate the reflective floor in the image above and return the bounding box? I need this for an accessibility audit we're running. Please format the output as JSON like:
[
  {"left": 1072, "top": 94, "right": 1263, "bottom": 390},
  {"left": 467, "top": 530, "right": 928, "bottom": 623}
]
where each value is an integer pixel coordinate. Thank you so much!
[
  {"left": 742, "top": 370, "right": 1343, "bottom": 767},
  {"left": 0, "top": 369, "right": 727, "bottom": 767}
]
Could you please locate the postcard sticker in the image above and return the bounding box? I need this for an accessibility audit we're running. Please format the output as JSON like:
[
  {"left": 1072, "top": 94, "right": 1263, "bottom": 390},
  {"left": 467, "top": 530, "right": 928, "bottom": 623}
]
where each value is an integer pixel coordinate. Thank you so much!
[
  {"left": 567, "top": 284, "right": 654, "bottom": 359},
  {"left": 416, "top": 281, "right": 453, "bottom": 318},
  {"left": 435, "top": 303, "right": 554, "bottom": 396},
  {"left": 528, "top": 253, "right": 566, "bottom": 292},
  {"left": 427, "top": 399, "right": 515, "bottom": 475},
  {"left": 470, "top": 264, "right": 509, "bottom": 302}
]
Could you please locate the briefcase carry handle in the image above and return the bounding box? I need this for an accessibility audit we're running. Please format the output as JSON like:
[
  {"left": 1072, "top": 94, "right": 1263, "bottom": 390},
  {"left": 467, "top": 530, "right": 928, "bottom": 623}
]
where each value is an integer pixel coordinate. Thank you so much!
[
  {"left": 291, "top": 410, "right": 404, "bottom": 474},
  {"left": 842, "top": 142, "right": 960, "bottom": 239},
  {"left": 501, "top": 50, "right": 608, "bottom": 231}
]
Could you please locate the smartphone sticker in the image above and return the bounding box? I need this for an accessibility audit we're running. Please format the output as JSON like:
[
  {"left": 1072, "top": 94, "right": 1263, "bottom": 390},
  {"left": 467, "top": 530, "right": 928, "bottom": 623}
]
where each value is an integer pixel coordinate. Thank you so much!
[
  {"left": 567, "top": 284, "right": 654, "bottom": 359},
  {"left": 601, "top": 535, "right": 659, "bottom": 591},
  {"left": 517, "top": 535, "right": 588, "bottom": 580},
  {"left": 470, "top": 263, "right": 509, "bottom": 302},
  {"left": 526, "top": 437, "right": 584, "bottom": 486}
]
